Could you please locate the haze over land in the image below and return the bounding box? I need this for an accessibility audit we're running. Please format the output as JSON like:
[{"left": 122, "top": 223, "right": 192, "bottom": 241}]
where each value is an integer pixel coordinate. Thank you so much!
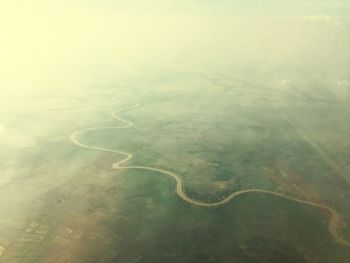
[{"left": 0, "top": 1, "right": 350, "bottom": 262}]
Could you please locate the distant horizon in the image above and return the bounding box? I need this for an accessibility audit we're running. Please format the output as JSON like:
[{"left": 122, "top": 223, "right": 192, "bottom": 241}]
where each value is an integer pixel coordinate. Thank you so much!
[{"left": 2, "top": 1, "right": 350, "bottom": 15}]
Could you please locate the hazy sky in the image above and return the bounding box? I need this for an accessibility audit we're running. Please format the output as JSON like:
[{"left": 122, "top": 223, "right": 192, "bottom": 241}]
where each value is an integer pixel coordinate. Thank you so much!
[
  {"left": 2, "top": 1, "right": 350, "bottom": 14},
  {"left": 0, "top": 1, "right": 349, "bottom": 100}
]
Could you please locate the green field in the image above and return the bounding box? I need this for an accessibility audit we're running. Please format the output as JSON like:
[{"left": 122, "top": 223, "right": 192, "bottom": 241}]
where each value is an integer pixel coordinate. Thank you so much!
[{"left": 1, "top": 7, "right": 350, "bottom": 263}]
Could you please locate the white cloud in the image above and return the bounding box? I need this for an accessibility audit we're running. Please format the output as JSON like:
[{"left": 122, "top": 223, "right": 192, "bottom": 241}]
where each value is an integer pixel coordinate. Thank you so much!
[
  {"left": 302, "top": 15, "right": 340, "bottom": 26},
  {"left": 0, "top": 125, "right": 37, "bottom": 148},
  {"left": 337, "top": 79, "right": 349, "bottom": 88},
  {"left": 280, "top": 79, "right": 291, "bottom": 86},
  {"left": 334, "top": 80, "right": 349, "bottom": 100}
]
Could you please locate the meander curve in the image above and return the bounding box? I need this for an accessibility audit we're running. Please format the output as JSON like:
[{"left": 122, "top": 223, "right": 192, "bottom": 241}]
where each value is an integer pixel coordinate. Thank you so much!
[{"left": 70, "top": 103, "right": 350, "bottom": 248}]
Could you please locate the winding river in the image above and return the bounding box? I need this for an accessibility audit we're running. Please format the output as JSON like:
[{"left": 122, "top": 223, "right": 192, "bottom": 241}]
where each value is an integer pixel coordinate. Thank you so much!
[{"left": 70, "top": 103, "right": 350, "bottom": 248}]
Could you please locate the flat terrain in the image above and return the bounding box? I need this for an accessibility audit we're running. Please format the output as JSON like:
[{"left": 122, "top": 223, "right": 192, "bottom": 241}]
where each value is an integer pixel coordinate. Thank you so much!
[{"left": 1, "top": 15, "right": 350, "bottom": 263}]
